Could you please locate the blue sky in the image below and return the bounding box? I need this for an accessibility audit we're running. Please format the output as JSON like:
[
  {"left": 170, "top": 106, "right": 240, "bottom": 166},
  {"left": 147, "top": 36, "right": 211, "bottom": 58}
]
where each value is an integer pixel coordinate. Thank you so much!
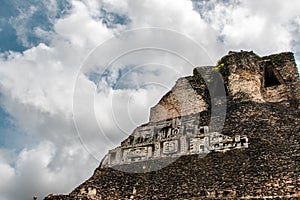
[
  {"left": 0, "top": 1, "right": 25, "bottom": 52},
  {"left": 0, "top": 0, "right": 300, "bottom": 200},
  {"left": 0, "top": 0, "right": 71, "bottom": 153},
  {"left": 0, "top": 0, "right": 72, "bottom": 51}
]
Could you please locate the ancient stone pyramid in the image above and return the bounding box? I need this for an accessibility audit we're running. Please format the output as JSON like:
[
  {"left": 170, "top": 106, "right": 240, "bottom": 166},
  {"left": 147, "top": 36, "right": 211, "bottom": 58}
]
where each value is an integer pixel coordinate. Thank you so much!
[{"left": 45, "top": 51, "right": 300, "bottom": 199}]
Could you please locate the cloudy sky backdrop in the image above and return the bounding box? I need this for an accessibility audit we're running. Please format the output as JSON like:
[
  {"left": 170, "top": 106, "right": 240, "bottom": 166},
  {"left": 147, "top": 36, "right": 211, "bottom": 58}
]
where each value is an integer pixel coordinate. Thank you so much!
[{"left": 0, "top": 0, "right": 300, "bottom": 199}]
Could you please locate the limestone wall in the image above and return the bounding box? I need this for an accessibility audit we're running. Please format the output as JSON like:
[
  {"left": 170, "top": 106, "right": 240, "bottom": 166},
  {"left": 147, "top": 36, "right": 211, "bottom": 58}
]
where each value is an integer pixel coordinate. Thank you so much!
[
  {"left": 262, "top": 52, "right": 300, "bottom": 108},
  {"left": 101, "top": 50, "right": 300, "bottom": 169},
  {"left": 44, "top": 51, "right": 300, "bottom": 200},
  {"left": 149, "top": 77, "right": 208, "bottom": 122},
  {"left": 45, "top": 101, "right": 300, "bottom": 200},
  {"left": 216, "top": 51, "right": 300, "bottom": 106},
  {"left": 149, "top": 51, "right": 300, "bottom": 124},
  {"left": 101, "top": 113, "right": 248, "bottom": 168}
]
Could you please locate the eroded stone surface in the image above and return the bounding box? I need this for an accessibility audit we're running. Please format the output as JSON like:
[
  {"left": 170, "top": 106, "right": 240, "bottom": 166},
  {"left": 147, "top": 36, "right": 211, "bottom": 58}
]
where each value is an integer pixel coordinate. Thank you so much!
[
  {"left": 99, "top": 51, "right": 300, "bottom": 169},
  {"left": 101, "top": 117, "right": 248, "bottom": 170},
  {"left": 149, "top": 77, "right": 208, "bottom": 122},
  {"left": 44, "top": 51, "right": 300, "bottom": 200},
  {"left": 45, "top": 101, "right": 300, "bottom": 200},
  {"left": 216, "top": 51, "right": 300, "bottom": 106}
]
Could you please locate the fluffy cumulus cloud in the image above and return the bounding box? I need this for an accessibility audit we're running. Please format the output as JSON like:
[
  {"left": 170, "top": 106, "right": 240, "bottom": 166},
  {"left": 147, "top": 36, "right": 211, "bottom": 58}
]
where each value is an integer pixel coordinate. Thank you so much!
[{"left": 0, "top": 0, "right": 300, "bottom": 199}]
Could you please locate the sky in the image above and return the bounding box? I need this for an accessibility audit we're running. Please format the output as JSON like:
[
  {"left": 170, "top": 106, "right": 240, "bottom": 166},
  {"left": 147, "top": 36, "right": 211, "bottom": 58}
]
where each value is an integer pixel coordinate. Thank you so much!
[{"left": 0, "top": 0, "right": 300, "bottom": 199}]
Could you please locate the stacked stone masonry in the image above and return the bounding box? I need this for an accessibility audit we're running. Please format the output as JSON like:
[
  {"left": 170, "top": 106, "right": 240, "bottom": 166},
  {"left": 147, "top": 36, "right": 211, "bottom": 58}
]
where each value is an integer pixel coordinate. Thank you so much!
[
  {"left": 101, "top": 118, "right": 248, "bottom": 168},
  {"left": 44, "top": 51, "right": 300, "bottom": 200}
]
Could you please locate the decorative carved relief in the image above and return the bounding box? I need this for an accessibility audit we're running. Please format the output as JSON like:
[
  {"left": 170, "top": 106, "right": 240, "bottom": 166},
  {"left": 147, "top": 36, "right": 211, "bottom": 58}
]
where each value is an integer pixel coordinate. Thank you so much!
[
  {"left": 162, "top": 140, "right": 178, "bottom": 155},
  {"left": 124, "top": 146, "right": 152, "bottom": 162},
  {"left": 102, "top": 122, "right": 248, "bottom": 167}
]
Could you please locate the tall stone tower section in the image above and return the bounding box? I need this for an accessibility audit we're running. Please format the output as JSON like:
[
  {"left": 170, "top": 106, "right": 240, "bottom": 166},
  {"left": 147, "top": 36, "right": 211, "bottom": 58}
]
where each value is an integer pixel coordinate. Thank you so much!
[
  {"left": 211, "top": 51, "right": 300, "bottom": 107},
  {"left": 149, "top": 51, "right": 300, "bottom": 124}
]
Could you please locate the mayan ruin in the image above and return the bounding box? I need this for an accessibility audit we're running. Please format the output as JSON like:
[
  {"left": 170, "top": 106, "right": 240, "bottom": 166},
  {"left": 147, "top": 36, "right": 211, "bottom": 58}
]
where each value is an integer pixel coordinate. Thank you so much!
[{"left": 45, "top": 51, "right": 300, "bottom": 199}]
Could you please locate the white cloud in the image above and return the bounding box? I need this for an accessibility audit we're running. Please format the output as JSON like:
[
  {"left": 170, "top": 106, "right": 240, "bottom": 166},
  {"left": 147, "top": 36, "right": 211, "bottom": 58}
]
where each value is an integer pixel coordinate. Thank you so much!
[
  {"left": 9, "top": 5, "right": 38, "bottom": 47},
  {"left": 54, "top": 1, "right": 111, "bottom": 48},
  {"left": 0, "top": 0, "right": 300, "bottom": 199},
  {"left": 0, "top": 142, "right": 95, "bottom": 200},
  {"left": 0, "top": 152, "right": 15, "bottom": 198}
]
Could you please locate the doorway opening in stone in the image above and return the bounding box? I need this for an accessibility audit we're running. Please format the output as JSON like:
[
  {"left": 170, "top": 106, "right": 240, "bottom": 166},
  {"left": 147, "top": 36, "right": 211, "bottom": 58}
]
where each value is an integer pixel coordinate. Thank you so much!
[{"left": 264, "top": 64, "right": 284, "bottom": 88}]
